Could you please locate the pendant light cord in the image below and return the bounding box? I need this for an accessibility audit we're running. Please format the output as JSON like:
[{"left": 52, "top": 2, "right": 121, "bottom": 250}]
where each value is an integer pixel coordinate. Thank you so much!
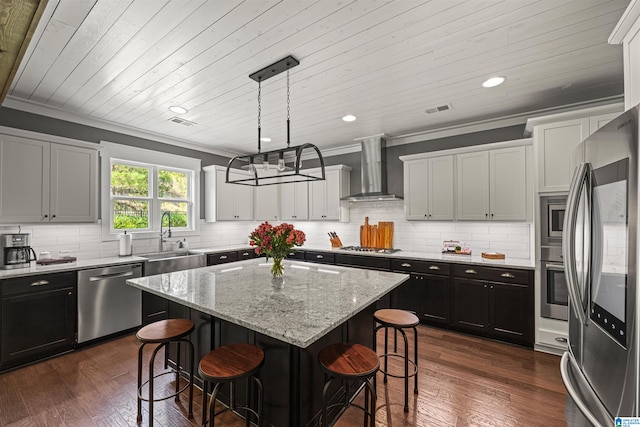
[
  {"left": 286, "top": 68, "right": 291, "bottom": 148},
  {"left": 258, "top": 79, "right": 262, "bottom": 153}
]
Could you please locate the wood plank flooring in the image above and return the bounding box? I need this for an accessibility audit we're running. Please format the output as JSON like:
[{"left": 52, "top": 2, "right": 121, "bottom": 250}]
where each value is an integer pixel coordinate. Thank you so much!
[{"left": 0, "top": 325, "right": 567, "bottom": 426}]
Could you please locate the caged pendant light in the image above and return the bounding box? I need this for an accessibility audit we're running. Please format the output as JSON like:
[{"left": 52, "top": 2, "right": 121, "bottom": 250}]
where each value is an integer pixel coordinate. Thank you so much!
[{"left": 226, "top": 55, "right": 326, "bottom": 186}]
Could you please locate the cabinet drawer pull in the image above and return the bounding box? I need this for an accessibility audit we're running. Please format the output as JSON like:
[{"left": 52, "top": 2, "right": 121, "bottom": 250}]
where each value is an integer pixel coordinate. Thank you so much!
[
  {"left": 316, "top": 255, "right": 324, "bottom": 259},
  {"left": 464, "top": 269, "right": 477, "bottom": 275},
  {"left": 401, "top": 263, "right": 412, "bottom": 268},
  {"left": 219, "top": 255, "right": 227, "bottom": 259},
  {"left": 428, "top": 265, "right": 440, "bottom": 270},
  {"left": 30, "top": 280, "right": 49, "bottom": 287},
  {"left": 501, "top": 272, "right": 516, "bottom": 278},
  {"left": 242, "top": 252, "right": 249, "bottom": 256}
]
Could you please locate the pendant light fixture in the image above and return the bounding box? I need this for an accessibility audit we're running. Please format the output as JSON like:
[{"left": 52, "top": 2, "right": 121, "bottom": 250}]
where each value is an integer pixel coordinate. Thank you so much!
[{"left": 226, "top": 55, "right": 326, "bottom": 186}]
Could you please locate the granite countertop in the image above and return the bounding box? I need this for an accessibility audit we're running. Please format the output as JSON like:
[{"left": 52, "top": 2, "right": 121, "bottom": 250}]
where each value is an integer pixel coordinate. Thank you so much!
[
  {"left": 126, "top": 258, "right": 409, "bottom": 348},
  {"left": 191, "top": 246, "right": 535, "bottom": 269},
  {"left": 0, "top": 255, "right": 148, "bottom": 279}
]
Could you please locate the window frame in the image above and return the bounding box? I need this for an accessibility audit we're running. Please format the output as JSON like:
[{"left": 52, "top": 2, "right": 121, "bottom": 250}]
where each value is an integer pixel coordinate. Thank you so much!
[{"left": 101, "top": 142, "right": 200, "bottom": 241}]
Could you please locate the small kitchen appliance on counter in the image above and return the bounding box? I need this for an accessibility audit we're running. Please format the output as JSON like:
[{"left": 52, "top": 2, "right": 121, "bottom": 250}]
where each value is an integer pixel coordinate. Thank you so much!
[{"left": 0, "top": 233, "right": 37, "bottom": 269}]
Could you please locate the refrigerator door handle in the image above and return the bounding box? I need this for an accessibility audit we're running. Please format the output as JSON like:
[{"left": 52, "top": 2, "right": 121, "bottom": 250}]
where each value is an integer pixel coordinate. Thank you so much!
[
  {"left": 560, "top": 352, "right": 609, "bottom": 427},
  {"left": 563, "top": 162, "right": 589, "bottom": 325}
]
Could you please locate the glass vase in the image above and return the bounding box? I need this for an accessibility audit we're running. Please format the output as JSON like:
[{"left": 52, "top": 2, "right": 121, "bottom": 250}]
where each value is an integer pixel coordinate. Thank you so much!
[{"left": 271, "top": 257, "right": 284, "bottom": 290}]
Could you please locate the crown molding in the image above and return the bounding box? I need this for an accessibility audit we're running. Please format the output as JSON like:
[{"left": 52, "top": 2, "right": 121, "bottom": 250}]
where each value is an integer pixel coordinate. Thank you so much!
[
  {"left": 1, "top": 96, "right": 241, "bottom": 159},
  {"left": 609, "top": 0, "right": 640, "bottom": 44}
]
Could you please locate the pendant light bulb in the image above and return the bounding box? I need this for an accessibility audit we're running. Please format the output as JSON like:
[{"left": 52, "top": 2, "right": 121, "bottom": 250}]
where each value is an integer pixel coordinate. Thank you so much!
[
  {"left": 262, "top": 154, "right": 269, "bottom": 172},
  {"left": 277, "top": 152, "right": 286, "bottom": 172},
  {"left": 248, "top": 157, "right": 256, "bottom": 174}
]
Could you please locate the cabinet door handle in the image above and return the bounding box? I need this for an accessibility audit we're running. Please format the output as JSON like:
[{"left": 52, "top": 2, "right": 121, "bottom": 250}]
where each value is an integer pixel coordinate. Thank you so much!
[
  {"left": 501, "top": 272, "right": 516, "bottom": 278},
  {"left": 316, "top": 255, "right": 324, "bottom": 259},
  {"left": 428, "top": 265, "right": 440, "bottom": 270},
  {"left": 43, "top": 214, "right": 48, "bottom": 218},
  {"left": 464, "top": 269, "right": 477, "bottom": 275},
  {"left": 401, "top": 263, "right": 412, "bottom": 267},
  {"left": 220, "top": 255, "right": 227, "bottom": 259},
  {"left": 30, "top": 280, "right": 49, "bottom": 287},
  {"left": 52, "top": 214, "right": 56, "bottom": 218}
]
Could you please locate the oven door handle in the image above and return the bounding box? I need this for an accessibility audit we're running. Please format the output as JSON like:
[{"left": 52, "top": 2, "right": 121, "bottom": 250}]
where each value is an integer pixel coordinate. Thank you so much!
[
  {"left": 544, "top": 263, "right": 565, "bottom": 271},
  {"left": 563, "top": 162, "right": 589, "bottom": 325}
]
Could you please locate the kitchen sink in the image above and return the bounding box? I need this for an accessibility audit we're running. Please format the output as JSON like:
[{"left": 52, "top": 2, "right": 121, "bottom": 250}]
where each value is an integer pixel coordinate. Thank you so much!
[{"left": 140, "top": 251, "right": 206, "bottom": 276}]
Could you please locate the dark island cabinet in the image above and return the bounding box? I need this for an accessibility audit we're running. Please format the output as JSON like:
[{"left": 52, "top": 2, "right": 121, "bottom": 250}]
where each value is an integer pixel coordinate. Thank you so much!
[
  {"left": 452, "top": 265, "right": 533, "bottom": 346},
  {"left": 335, "top": 253, "right": 391, "bottom": 271},
  {"left": 304, "top": 250, "right": 335, "bottom": 264},
  {"left": 391, "top": 259, "right": 450, "bottom": 325},
  {"left": 207, "top": 250, "right": 239, "bottom": 265},
  {"left": 1, "top": 271, "right": 76, "bottom": 370}
]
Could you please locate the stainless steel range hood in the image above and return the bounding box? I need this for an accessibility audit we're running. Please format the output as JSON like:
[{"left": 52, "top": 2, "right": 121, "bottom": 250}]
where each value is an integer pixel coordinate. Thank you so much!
[{"left": 341, "top": 134, "right": 403, "bottom": 202}]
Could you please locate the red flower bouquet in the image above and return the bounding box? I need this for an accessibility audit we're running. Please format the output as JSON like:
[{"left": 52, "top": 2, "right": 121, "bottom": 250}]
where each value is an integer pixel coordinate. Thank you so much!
[{"left": 249, "top": 221, "right": 306, "bottom": 277}]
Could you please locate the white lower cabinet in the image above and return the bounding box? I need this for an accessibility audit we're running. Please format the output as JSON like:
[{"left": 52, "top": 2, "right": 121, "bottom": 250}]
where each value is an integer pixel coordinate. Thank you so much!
[
  {"left": 0, "top": 135, "right": 98, "bottom": 223},
  {"left": 203, "top": 166, "right": 254, "bottom": 221},
  {"left": 403, "top": 155, "right": 455, "bottom": 220},
  {"left": 308, "top": 165, "right": 351, "bottom": 221}
]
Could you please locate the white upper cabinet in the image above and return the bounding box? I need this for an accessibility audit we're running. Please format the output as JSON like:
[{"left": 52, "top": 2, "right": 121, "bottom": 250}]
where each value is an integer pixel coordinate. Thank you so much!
[
  {"left": 609, "top": 1, "right": 640, "bottom": 110},
  {"left": 532, "top": 110, "right": 620, "bottom": 193},
  {"left": 0, "top": 134, "right": 98, "bottom": 223},
  {"left": 456, "top": 146, "right": 529, "bottom": 221},
  {"left": 456, "top": 151, "right": 490, "bottom": 220},
  {"left": 254, "top": 183, "right": 280, "bottom": 221},
  {"left": 308, "top": 165, "right": 351, "bottom": 221},
  {"left": 403, "top": 155, "right": 455, "bottom": 220},
  {"left": 280, "top": 181, "right": 308, "bottom": 221},
  {"left": 203, "top": 166, "right": 254, "bottom": 221},
  {"left": 489, "top": 146, "right": 528, "bottom": 221}
]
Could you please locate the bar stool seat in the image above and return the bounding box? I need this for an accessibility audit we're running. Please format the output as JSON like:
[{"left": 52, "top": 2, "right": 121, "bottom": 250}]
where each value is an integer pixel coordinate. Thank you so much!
[
  {"left": 136, "top": 318, "right": 195, "bottom": 427},
  {"left": 199, "top": 343, "right": 264, "bottom": 427},
  {"left": 374, "top": 309, "right": 419, "bottom": 412},
  {"left": 319, "top": 343, "right": 379, "bottom": 427}
]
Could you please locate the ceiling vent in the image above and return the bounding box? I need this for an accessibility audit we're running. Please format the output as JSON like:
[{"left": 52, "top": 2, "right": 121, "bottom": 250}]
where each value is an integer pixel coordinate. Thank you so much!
[
  {"left": 425, "top": 103, "right": 452, "bottom": 114},
  {"left": 168, "top": 116, "right": 196, "bottom": 126}
]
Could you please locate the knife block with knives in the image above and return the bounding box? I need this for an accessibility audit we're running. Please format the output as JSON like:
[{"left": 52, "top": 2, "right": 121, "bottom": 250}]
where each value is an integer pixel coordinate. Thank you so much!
[
  {"left": 360, "top": 217, "right": 394, "bottom": 249},
  {"left": 328, "top": 232, "right": 342, "bottom": 248}
]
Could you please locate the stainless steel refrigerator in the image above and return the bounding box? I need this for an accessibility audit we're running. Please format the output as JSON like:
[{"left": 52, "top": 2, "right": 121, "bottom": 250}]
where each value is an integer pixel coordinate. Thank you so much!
[{"left": 561, "top": 105, "right": 638, "bottom": 426}]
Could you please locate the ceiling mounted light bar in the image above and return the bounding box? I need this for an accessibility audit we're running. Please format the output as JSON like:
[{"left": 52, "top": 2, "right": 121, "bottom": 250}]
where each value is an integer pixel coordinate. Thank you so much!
[{"left": 226, "top": 55, "right": 326, "bottom": 186}]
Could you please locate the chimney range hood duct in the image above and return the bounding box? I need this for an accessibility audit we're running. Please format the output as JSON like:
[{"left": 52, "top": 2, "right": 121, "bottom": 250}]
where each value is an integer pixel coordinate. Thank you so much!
[{"left": 341, "top": 134, "right": 403, "bottom": 202}]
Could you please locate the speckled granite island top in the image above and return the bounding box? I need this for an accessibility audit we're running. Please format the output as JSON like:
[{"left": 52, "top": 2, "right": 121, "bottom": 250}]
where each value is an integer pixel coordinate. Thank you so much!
[{"left": 126, "top": 258, "right": 409, "bottom": 348}]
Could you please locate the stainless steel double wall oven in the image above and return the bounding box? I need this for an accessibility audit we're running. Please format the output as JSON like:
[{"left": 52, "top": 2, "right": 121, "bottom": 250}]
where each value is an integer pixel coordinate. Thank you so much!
[{"left": 540, "top": 195, "right": 569, "bottom": 321}]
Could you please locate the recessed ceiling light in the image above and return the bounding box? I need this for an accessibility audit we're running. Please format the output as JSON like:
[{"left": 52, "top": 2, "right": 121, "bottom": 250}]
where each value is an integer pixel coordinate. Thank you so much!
[
  {"left": 260, "top": 137, "right": 271, "bottom": 142},
  {"left": 482, "top": 76, "right": 505, "bottom": 88},
  {"left": 342, "top": 114, "right": 356, "bottom": 122},
  {"left": 169, "top": 105, "right": 188, "bottom": 114}
]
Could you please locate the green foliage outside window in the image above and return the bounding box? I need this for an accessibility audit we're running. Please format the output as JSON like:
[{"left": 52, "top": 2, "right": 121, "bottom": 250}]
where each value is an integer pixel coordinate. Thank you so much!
[{"left": 111, "top": 163, "right": 191, "bottom": 230}]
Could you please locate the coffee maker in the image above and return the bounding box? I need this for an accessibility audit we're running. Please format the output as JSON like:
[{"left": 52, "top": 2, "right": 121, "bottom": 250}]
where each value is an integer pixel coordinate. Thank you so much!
[{"left": 1, "top": 234, "right": 37, "bottom": 269}]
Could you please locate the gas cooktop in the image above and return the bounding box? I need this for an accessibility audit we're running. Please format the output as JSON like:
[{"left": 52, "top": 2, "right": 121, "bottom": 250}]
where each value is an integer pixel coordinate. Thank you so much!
[{"left": 340, "top": 246, "right": 401, "bottom": 254}]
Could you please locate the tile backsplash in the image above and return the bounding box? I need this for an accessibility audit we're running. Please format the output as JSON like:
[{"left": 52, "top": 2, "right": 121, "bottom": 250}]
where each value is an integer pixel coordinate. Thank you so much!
[{"left": 0, "top": 200, "right": 532, "bottom": 262}]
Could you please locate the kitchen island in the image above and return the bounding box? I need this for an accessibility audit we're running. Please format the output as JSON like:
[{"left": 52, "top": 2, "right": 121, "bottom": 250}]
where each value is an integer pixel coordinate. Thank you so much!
[{"left": 126, "top": 258, "right": 409, "bottom": 426}]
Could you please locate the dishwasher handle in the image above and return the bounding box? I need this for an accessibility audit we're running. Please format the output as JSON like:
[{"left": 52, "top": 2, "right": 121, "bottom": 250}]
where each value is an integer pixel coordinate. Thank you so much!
[{"left": 88, "top": 270, "right": 136, "bottom": 281}]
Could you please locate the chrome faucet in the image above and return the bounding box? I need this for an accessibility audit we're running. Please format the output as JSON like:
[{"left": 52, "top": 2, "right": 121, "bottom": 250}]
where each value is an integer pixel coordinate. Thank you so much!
[{"left": 159, "top": 211, "right": 172, "bottom": 251}]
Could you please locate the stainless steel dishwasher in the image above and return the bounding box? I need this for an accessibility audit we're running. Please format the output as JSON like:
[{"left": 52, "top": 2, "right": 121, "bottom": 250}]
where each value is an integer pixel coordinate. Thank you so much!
[{"left": 77, "top": 263, "right": 142, "bottom": 343}]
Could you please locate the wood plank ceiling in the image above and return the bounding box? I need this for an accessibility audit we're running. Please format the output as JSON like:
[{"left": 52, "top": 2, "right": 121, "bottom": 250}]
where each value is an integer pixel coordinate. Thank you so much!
[{"left": 3, "top": 0, "right": 630, "bottom": 156}]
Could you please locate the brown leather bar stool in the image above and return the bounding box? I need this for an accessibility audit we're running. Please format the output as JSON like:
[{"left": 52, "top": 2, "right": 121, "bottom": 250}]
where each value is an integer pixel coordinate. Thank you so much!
[
  {"left": 319, "top": 342, "right": 379, "bottom": 427},
  {"left": 199, "top": 343, "right": 264, "bottom": 427},
  {"left": 373, "top": 308, "right": 419, "bottom": 412},
  {"left": 136, "top": 318, "right": 195, "bottom": 426}
]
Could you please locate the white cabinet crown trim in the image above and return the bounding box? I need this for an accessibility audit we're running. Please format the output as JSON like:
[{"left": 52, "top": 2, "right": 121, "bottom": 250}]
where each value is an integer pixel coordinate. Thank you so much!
[
  {"left": 399, "top": 138, "right": 532, "bottom": 163},
  {"left": 0, "top": 125, "right": 102, "bottom": 150}
]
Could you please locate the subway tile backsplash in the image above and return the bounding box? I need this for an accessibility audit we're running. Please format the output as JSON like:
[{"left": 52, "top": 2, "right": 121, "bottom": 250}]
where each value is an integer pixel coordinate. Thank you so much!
[{"left": 0, "top": 200, "right": 532, "bottom": 261}]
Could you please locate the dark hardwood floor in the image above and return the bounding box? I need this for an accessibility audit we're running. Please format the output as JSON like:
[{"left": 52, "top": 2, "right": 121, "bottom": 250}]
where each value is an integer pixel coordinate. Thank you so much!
[{"left": 0, "top": 325, "right": 567, "bottom": 426}]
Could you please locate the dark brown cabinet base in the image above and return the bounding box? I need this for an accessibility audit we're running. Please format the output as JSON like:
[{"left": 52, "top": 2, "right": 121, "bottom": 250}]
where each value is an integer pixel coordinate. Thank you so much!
[{"left": 1, "top": 272, "right": 76, "bottom": 370}]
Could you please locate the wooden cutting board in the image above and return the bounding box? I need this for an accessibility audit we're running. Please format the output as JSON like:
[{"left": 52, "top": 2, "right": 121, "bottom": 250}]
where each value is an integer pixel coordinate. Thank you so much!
[{"left": 360, "top": 218, "right": 394, "bottom": 249}]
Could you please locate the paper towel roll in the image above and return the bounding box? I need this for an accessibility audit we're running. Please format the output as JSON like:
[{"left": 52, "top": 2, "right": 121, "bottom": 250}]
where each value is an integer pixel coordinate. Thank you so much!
[{"left": 119, "top": 232, "right": 132, "bottom": 256}]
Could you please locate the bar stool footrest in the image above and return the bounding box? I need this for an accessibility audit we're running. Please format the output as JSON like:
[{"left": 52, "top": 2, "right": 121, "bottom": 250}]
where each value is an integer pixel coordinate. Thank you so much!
[
  {"left": 138, "top": 369, "right": 192, "bottom": 403},
  {"left": 377, "top": 353, "right": 418, "bottom": 379}
]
